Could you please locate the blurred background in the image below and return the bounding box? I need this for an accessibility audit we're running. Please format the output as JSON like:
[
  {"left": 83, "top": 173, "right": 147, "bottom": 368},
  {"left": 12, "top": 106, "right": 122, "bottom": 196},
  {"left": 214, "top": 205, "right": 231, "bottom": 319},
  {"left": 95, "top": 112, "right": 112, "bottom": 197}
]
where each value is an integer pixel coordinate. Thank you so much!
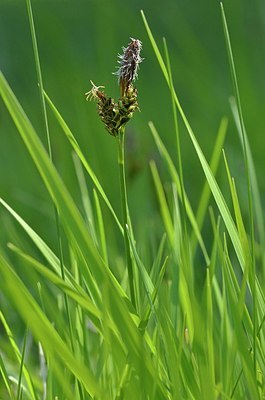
[{"left": 0, "top": 0, "right": 265, "bottom": 260}]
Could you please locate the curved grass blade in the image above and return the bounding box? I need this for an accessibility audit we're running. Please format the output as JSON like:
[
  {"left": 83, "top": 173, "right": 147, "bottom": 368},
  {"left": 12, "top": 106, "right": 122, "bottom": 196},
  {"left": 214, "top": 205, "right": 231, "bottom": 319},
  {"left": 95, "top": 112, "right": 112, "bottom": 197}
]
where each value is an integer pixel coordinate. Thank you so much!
[
  {"left": 191, "top": 118, "right": 228, "bottom": 254},
  {"left": 93, "top": 188, "right": 108, "bottom": 264},
  {"left": 7, "top": 242, "right": 116, "bottom": 337},
  {"left": 150, "top": 160, "right": 194, "bottom": 340},
  {"left": 73, "top": 152, "right": 97, "bottom": 245},
  {"left": 17, "top": 328, "right": 28, "bottom": 400},
  {"left": 0, "top": 72, "right": 168, "bottom": 399},
  {"left": 0, "top": 353, "right": 15, "bottom": 399},
  {"left": 44, "top": 90, "right": 123, "bottom": 234},
  {"left": 0, "top": 198, "right": 62, "bottom": 277},
  {"left": 0, "top": 313, "right": 38, "bottom": 400},
  {"left": 0, "top": 254, "right": 102, "bottom": 398},
  {"left": 150, "top": 123, "right": 210, "bottom": 265},
  {"left": 141, "top": 13, "right": 244, "bottom": 270},
  {"left": 150, "top": 160, "right": 174, "bottom": 245},
  {"left": 139, "top": 256, "right": 168, "bottom": 332},
  {"left": 0, "top": 197, "right": 102, "bottom": 306},
  {"left": 26, "top": 1, "right": 72, "bottom": 350},
  {"left": 230, "top": 97, "right": 265, "bottom": 268}
]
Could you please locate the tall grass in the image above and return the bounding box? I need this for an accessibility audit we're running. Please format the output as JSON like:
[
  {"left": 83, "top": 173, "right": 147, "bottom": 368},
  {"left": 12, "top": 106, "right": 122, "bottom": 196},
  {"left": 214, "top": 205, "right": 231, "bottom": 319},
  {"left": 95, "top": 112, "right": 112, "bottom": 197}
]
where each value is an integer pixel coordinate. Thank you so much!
[{"left": 0, "top": 2, "right": 264, "bottom": 399}]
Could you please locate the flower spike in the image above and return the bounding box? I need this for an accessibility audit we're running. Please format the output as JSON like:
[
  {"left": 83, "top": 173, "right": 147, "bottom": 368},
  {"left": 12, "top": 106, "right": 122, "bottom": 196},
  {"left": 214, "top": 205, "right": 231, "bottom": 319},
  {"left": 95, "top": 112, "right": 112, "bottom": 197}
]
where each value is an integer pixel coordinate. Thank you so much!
[
  {"left": 86, "top": 38, "right": 143, "bottom": 136},
  {"left": 114, "top": 38, "right": 143, "bottom": 96}
]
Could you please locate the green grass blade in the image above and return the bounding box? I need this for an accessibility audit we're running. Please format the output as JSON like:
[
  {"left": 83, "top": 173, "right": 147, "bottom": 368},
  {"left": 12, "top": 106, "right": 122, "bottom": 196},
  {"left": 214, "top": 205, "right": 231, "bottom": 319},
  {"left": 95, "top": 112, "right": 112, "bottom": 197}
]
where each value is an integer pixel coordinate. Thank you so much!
[
  {"left": 205, "top": 269, "right": 215, "bottom": 397},
  {"left": 73, "top": 152, "right": 97, "bottom": 244},
  {"left": 163, "top": 37, "right": 189, "bottom": 254},
  {"left": 222, "top": 151, "right": 250, "bottom": 316},
  {"left": 142, "top": 12, "right": 245, "bottom": 270},
  {"left": 0, "top": 72, "right": 119, "bottom": 303},
  {"left": 191, "top": 118, "right": 228, "bottom": 253},
  {"left": 139, "top": 256, "right": 168, "bottom": 332},
  {"left": 0, "top": 72, "right": 169, "bottom": 398},
  {"left": 7, "top": 243, "right": 106, "bottom": 333},
  {"left": 26, "top": 0, "right": 71, "bottom": 338},
  {"left": 0, "top": 198, "right": 67, "bottom": 281},
  {"left": 93, "top": 188, "right": 108, "bottom": 264},
  {"left": 0, "top": 352, "right": 15, "bottom": 399},
  {"left": 1, "top": 202, "right": 165, "bottom": 394},
  {"left": 220, "top": 2, "right": 257, "bottom": 371},
  {"left": 222, "top": 250, "right": 259, "bottom": 398},
  {"left": 141, "top": 11, "right": 168, "bottom": 82},
  {"left": 0, "top": 197, "right": 102, "bottom": 306},
  {"left": 126, "top": 225, "right": 155, "bottom": 311},
  {"left": 150, "top": 160, "right": 174, "bottom": 245},
  {"left": 149, "top": 122, "right": 210, "bottom": 265},
  {"left": 0, "top": 313, "right": 38, "bottom": 400},
  {"left": 44, "top": 90, "right": 123, "bottom": 234},
  {"left": 17, "top": 329, "right": 28, "bottom": 400},
  {"left": 150, "top": 162, "right": 194, "bottom": 339},
  {"left": 26, "top": 0, "right": 51, "bottom": 156},
  {"left": 0, "top": 254, "right": 102, "bottom": 398},
  {"left": 230, "top": 97, "right": 265, "bottom": 267}
]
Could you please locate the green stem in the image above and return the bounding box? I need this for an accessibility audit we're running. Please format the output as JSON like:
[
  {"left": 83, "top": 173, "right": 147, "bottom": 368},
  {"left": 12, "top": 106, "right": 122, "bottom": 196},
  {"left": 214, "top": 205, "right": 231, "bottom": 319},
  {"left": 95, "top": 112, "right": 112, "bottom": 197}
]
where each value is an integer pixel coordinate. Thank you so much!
[
  {"left": 26, "top": 0, "right": 76, "bottom": 368},
  {"left": 221, "top": 2, "right": 256, "bottom": 372},
  {"left": 118, "top": 129, "right": 136, "bottom": 307},
  {"left": 163, "top": 39, "right": 192, "bottom": 284}
]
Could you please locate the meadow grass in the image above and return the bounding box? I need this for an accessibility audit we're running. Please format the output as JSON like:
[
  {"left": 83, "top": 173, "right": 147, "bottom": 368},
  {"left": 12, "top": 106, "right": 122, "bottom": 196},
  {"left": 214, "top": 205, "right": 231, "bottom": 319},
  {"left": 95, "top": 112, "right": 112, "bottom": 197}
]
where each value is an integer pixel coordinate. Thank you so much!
[{"left": 0, "top": 2, "right": 265, "bottom": 399}]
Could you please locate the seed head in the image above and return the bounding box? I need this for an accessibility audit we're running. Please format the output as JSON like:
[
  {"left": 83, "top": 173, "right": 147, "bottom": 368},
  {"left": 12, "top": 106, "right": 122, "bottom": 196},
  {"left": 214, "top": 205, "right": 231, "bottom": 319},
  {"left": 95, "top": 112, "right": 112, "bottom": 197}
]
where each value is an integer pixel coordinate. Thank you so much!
[
  {"left": 114, "top": 38, "right": 143, "bottom": 96},
  {"left": 86, "top": 38, "right": 143, "bottom": 137}
]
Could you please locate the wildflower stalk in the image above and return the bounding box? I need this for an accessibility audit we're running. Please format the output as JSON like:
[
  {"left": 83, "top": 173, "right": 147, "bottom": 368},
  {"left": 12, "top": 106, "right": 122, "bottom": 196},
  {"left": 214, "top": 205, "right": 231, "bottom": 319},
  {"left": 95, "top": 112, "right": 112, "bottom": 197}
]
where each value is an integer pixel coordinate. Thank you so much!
[
  {"left": 86, "top": 38, "right": 142, "bottom": 307},
  {"left": 118, "top": 127, "right": 136, "bottom": 307}
]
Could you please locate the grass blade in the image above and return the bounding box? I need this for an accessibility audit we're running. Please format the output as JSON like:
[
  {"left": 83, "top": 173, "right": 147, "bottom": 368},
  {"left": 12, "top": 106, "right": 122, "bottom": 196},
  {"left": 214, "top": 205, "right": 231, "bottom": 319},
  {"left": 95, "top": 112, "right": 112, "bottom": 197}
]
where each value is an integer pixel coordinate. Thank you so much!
[
  {"left": 0, "top": 313, "right": 38, "bottom": 400},
  {"left": 73, "top": 152, "right": 97, "bottom": 244},
  {"left": 16, "top": 329, "right": 28, "bottom": 400},
  {"left": 0, "top": 72, "right": 168, "bottom": 399},
  {"left": 0, "top": 353, "right": 15, "bottom": 399},
  {"left": 93, "top": 188, "right": 108, "bottom": 264},
  {"left": 0, "top": 254, "right": 102, "bottom": 398},
  {"left": 142, "top": 14, "right": 244, "bottom": 269},
  {"left": 191, "top": 118, "right": 228, "bottom": 254},
  {"left": 149, "top": 122, "right": 210, "bottom": 265},
  {"left": 44, "top": 90, "right": 123, "bottom": 234}
]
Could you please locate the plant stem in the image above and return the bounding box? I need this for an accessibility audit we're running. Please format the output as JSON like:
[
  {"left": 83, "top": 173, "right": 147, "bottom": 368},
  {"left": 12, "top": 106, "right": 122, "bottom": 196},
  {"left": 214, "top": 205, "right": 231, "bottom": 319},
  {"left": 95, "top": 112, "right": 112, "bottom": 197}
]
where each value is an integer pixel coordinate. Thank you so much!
[
  {"left": 221, "top": 2, "right": 256, "bottom": 372},
  {"left": 26, "top": 0, "right": 75, "bottom": 359},
  {"left": 118, "top": 128, "right": 136, "bottom": 307}
]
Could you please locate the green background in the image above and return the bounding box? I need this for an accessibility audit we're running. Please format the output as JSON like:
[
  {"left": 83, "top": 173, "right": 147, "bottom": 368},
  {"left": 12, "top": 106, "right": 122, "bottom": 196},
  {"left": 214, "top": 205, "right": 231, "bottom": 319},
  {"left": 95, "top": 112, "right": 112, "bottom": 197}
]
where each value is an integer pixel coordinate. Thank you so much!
[{"left": 1, "top": 0, "right": 265, "bottom": 252}]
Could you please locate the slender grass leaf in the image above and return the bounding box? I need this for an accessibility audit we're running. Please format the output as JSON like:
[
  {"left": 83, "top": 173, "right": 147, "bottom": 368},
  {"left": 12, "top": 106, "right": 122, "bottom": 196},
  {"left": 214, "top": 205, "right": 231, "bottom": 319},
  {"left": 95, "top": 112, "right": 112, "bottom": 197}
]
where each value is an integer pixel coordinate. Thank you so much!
[
  {"left": 93, "top": 188, "right": 108, "bottom": 264},
  {"left": 141, "top": 12, "right": 245, "bottom": 270},
  {"left": 17, "top": 329, "right": 28, "bottom": 400},
  {"left": 7, "top": 243, "right": 105, "bottom": 333},
  {"left": 149, "top": 122, "right": 210, "bottom": 266},
  {"left": 230, "top": 98, "right": 265, "bottom": 267},
  {"left": 0, "top": 352, "right": 15, "bottom": 400},
  {"left": 150, "top": 160, "right": 174, "bottom": 245},
  {"left": 0, "top": 254, "right": 102, "bottom": 398},
  {"left": 73, "top": 152, "right": 97, "bottom": 244},
  {"left": 191, "top": 118, "right": 228, "bottom": 253},
  {"left": 0, "top": 313, "right": 38, "bottom": 400},
  {"left": 44, "top": 90, "right": 123, "bottom": 234},
  {"left": 0, "top": 72, "right": 169, "bottom": 398}
]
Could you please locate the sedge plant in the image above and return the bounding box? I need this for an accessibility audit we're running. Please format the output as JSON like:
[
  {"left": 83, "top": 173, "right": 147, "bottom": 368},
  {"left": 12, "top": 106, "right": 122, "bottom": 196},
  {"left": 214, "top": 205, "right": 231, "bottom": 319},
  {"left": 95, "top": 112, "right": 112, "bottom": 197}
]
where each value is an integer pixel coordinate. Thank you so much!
[
  {"left": 0, "top": 2, "right": 265, "bottom": 399},
  {"left": 85, "top": 38, "right": 143, "bottom": 308}
]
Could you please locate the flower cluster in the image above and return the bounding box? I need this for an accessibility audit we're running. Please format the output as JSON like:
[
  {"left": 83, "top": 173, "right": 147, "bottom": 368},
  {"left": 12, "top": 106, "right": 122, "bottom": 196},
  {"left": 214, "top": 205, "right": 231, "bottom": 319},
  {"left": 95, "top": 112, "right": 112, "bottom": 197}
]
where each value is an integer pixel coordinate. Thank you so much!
[{"left": 85, "top": 38, "right": 143, "bottom": 137}]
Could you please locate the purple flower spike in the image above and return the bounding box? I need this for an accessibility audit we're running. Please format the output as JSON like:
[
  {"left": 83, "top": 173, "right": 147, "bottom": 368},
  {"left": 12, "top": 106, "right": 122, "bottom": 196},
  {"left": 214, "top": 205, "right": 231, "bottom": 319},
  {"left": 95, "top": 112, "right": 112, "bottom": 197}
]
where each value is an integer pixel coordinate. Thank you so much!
[{"left": 114, "top": 38, "right": 143, "bottom": 96}]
